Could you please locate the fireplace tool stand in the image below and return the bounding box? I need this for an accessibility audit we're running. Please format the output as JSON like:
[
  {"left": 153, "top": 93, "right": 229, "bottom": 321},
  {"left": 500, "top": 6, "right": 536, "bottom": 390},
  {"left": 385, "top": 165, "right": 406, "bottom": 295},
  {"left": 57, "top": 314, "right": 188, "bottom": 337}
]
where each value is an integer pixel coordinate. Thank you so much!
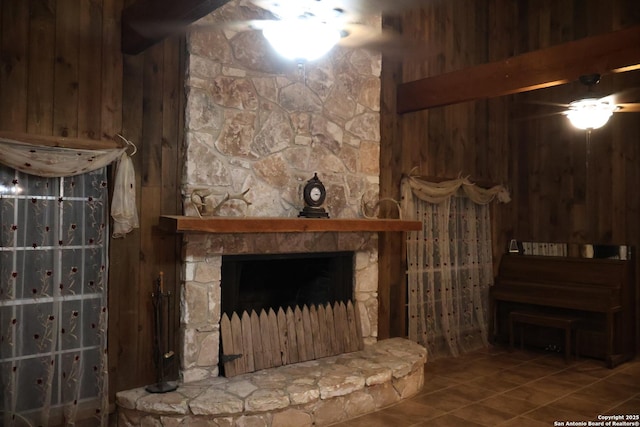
[{"left": 146, "top": 272, "right": 178, "bottom": 393}]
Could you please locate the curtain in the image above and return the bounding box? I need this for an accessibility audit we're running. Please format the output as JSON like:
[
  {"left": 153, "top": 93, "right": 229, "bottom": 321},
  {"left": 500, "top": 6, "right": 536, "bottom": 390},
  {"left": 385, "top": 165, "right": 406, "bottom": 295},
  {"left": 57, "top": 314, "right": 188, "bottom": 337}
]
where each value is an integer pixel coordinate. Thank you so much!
[
  {"left": 403, "top": 174, "right": 510, "bottom": 359},
  {"left": 0, "top": 135, "right": 138, "bottom": 239},
  {"left": 0, "top": 137, "right": 124, "bottom": 178},
  {"left": 0, "top": 167, "right": 109, "bottom": 427}
]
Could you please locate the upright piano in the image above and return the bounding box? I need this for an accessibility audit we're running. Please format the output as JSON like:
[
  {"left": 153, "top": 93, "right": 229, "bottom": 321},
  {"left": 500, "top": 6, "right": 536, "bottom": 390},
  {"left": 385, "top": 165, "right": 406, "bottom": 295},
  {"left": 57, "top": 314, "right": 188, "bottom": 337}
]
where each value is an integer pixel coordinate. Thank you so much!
[{"left": 490, "top": 254, "right": 636, "bottom": 367}]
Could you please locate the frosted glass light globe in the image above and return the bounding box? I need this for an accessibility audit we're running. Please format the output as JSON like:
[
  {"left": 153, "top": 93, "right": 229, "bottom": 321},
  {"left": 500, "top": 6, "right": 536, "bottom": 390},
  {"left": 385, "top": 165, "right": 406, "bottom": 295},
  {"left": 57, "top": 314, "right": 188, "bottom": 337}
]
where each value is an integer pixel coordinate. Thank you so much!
[
  {"left": 566, "top": 98, "right": 616, "bottom": 130},
  {"left": 263, "top": 19, "right": 341, "bottom": 61}
]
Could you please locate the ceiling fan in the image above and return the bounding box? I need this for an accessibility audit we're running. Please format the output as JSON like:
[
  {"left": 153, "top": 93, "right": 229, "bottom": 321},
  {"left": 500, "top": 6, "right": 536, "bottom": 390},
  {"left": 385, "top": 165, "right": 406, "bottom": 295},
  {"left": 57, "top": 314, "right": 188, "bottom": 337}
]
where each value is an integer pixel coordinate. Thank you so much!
[
  {"left": 521, "top": 73, "right": 640, "bottom": 130},
  {"left": 141, "top": 0, "right": 423, "bottom": 62}
]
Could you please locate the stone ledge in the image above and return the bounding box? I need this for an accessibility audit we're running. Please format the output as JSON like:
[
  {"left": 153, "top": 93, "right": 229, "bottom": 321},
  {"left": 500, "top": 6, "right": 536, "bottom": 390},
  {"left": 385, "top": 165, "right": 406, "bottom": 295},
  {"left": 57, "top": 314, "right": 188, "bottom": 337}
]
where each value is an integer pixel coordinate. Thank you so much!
[{"left": 116, "top": 338, "right": 426, "bottom": 427}]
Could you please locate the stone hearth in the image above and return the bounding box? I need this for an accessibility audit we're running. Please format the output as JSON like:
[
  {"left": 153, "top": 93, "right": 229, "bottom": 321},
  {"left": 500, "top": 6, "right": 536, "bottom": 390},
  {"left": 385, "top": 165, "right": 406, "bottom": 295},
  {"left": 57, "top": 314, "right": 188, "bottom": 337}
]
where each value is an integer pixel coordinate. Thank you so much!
[{"left": 116, "top": 338, "right": 426, "bottom": 427}]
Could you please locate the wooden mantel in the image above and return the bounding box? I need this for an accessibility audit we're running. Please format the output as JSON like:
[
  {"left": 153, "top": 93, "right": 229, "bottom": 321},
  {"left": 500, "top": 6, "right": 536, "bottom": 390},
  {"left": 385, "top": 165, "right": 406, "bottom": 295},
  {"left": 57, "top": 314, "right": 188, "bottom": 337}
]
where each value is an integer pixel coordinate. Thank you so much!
[{"left": 159, "top": 215, "right": 422, "bottom": 234}]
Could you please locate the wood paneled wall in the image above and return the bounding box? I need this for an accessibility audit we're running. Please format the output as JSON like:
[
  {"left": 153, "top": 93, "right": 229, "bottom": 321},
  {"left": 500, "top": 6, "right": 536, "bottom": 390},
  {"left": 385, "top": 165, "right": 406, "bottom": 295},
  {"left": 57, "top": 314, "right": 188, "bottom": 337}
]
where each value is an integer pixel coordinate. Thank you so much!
[
  {"left": 2, "top": 0, "right": 639, "bottom": 407},
  {"left": 379, "top": 0, "right": 640, "bottom": 341},
  {"left": 0, "top": 0, "right": 185, "bottom": 404}
]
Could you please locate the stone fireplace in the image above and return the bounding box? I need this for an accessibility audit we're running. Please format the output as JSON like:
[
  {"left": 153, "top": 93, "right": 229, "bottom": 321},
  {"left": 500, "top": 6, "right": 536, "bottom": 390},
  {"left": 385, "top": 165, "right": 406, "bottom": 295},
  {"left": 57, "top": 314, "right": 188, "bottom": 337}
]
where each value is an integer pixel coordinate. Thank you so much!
[
  {"left": 178, "top": 0, "right": 384, "bottom": 383},
  {"left": 114, "top": 2, "right": 427, "bottom": 424},
  {"left": 180, "top": 231, "right": 379, "bottom": 382}
]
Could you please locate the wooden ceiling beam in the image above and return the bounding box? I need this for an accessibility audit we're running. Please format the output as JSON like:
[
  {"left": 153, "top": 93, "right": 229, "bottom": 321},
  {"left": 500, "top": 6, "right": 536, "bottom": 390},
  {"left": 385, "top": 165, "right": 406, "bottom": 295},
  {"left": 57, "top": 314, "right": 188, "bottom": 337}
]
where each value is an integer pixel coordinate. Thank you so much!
[
  {"left": 122, "top": 0, "right": 232, "bottom": 55},
  {"left": 396, "top": 25, "right": 640, "bottom": 114}
]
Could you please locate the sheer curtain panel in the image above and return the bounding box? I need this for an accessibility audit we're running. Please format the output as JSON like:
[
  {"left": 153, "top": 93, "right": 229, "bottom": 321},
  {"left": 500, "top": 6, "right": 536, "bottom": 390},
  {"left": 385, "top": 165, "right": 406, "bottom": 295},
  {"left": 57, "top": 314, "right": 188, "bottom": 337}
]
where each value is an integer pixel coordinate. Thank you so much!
[
  {"left": 0, "top": 167, "right": 109, "bottom": 427},
  {"left": 402, "top": 174, "right": 510, "bottom": 360}
]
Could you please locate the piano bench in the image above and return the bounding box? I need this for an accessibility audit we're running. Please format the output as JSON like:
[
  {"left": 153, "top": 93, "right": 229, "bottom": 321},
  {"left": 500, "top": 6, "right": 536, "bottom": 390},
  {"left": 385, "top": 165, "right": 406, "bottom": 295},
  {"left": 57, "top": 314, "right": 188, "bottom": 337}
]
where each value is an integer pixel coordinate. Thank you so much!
[{"left": 508, "top": 311, "right": 582, "bottom": 363}]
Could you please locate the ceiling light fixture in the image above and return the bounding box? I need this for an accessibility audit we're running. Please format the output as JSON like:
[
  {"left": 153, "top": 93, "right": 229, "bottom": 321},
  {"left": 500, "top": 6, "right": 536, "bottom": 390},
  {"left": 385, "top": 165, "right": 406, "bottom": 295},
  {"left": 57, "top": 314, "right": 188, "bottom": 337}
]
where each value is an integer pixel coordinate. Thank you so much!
[
  {"left": 566, "top": 97, "right": 617, "bottom": 130},
  {"left": 262, "top": 19, "right": 342, "bottom": 62}
]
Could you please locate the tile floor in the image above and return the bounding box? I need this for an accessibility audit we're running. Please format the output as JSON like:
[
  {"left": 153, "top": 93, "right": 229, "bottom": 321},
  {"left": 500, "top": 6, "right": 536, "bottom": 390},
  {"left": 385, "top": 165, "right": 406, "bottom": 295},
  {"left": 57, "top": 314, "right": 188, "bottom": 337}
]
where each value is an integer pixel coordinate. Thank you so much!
[{"left": 330, "top": 346, "right": 640, "bottom": 426}]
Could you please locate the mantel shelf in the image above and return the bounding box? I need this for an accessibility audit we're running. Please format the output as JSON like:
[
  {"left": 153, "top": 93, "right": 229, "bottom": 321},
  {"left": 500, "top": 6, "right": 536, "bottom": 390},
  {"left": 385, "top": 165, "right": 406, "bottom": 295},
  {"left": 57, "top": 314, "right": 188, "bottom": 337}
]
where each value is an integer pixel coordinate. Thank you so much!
[{"left": 158, "top": 215, "right": 422, "bottom": 234}]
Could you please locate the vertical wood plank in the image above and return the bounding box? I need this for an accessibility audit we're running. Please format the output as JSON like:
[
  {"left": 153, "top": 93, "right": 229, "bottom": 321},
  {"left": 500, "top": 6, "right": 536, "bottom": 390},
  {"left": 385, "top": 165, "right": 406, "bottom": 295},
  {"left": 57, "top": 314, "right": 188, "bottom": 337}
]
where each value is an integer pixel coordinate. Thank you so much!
[
  {"left": 77, "top": 0, "right": 103, "bottom": 139},
  {"left": 346, "top": 301, "right": 361, "bottom": 352},
  {"left": 141, "top": 42, "right": 164, "bottom": 186},
  {"left": 27, "top": 0, "right": 55, "bottom": 135},
  {"left": 0, "top": 0, "right": 29, "bottom": 131},
  {"left": 285, "top": 307, "right": 299, "bottom": 364},
  {"left": 220, "top": 313, "right": 236, "bottom": 377},
  {"left": 241, "top": 311, "right": 255, "bottom": 373},
  {"left": 301, "top": 305, "right": 315, "bottom": 360},
  {"left": 259, "top": 309, "right": 274, "bottom": 369},
  {"left": 230, "top": 312, "right": 245, "bottom": 375},
  {"left": 267, "top": 308, "right": 282, "bottom": 367},
  {"left": 317, "top": 303, "right": 329, "bottom": 357},
  {"left": 250, "top": 310, "right": 265, "bottom": 371},
  {"left": 276, "top": 308, "right": 289, "bottom": 366},
  {"left": 101, "top": 0, "right": 123, "bottom": 139},
  {"left": 294, "top": 306, "right": 309, "bottom": 362},
  {"left": 309, "top": 305, "right": 322, "bottom": 359},
  {"left": 111, "top": 51, "right": 144, "bottom": 395},
  {"left": 53, "top": 0, "right": 80, "bottom": 137},
  {"left": 325, "top": 303, "right": 338, "bottom": 355},
  {"left": 333, "top": 301, "right": 347, "bottom": 354},
  {"left": 161, "top": 37, "right": 183, "bottom": 214}
]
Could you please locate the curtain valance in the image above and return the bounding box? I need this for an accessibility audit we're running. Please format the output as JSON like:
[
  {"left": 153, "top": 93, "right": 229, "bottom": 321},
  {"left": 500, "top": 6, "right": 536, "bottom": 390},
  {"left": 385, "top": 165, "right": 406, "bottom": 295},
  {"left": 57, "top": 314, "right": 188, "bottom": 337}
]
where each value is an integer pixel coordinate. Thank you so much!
[
  {"left": 0, "top": 134, "right": 139, "bottom": 238},
  {"left": 0, "top": 136, "right": 126, "bottom": 177},
  {"left": 401, "top": 173, "right": 511, "bottom": 206}
]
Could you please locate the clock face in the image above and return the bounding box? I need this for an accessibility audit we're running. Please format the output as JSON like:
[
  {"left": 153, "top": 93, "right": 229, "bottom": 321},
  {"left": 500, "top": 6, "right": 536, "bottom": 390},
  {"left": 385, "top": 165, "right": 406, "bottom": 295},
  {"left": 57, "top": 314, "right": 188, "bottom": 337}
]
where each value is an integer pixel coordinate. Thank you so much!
[{"left": 309, "top": 186, "right": 322, "bottom": 202}]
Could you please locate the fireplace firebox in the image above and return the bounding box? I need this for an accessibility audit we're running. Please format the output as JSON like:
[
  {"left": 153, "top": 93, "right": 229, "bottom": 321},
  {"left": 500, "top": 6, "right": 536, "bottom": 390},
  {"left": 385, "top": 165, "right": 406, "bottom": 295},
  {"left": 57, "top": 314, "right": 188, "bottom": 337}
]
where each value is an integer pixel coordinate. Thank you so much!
[{"left": 221, "top": 251, "right": 354, "bottom": 316}]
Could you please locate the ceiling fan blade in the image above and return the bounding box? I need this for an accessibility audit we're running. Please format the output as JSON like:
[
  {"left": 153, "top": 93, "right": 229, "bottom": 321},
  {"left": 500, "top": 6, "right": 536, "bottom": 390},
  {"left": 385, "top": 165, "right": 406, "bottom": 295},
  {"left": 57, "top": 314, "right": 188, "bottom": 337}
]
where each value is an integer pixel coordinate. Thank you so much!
[
  {"left": 132, "top": 17, "right": 273, "bottom": 39},
  {"left": 521, "top": 100, "right": 571, "bottom": 108},
  {"left": 337, "top": 23, "right": 430, "bottom": 58},
  {"left": 338, "top": 23, "right": 395, "bottom": 47},
  {"left": 338, "top": 0, "right": 427, "bottom": 16},
  {"left": 615, "top": 103, "right": 640, "bottom": 113},
  {"left": 250, "top": 0, "right": 425, "bottom": 22},
  {"left": 188, "top": 19, "right": 272, "bottom": 33},
  {"left": 610, "top": 86, "right": 640, "bottom": 104},
  {"left": 514, "top": 111, "right": 567, "bottom": 122}
]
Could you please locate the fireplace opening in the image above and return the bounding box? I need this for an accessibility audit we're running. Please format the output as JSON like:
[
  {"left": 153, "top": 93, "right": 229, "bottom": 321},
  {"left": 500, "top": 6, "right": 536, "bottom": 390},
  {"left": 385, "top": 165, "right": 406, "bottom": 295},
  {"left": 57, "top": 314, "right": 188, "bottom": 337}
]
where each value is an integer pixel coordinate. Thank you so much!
[{"left": 221, "top": 251, "right": 354, "bottom": 316}]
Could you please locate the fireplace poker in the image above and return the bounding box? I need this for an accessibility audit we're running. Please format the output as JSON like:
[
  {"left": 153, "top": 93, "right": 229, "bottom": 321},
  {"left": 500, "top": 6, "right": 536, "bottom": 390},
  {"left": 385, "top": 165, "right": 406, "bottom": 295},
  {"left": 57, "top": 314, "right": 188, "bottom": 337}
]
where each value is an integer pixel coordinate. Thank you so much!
[{"left": 146, "top": 271, "right": 178, "bottom": 393}]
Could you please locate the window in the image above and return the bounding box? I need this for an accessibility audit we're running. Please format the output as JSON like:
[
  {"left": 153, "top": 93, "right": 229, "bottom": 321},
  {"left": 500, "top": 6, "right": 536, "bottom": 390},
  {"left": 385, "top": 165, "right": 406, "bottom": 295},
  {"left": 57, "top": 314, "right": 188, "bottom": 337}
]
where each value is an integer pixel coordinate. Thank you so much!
[{"left": 0, "top": 167, "right": 109, "bottom": 426}]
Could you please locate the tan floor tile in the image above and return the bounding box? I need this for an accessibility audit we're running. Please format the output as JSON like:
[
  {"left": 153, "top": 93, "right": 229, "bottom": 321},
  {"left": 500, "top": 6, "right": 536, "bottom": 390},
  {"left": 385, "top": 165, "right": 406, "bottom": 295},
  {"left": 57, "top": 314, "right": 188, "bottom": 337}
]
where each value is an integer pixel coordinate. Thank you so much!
[
  {"left": 531, "top": 354, "right": 576, "bottom": 370},
  {"left": 607, "top": 396, "right": 640, "bottom": 414},
  {"left": 506, "top": 384, "right": 562, "bottom": 406},
  {"left": 410, "top": 388, "right": 475, "bottom": 412},
  {"left": 527, "top": 376, "right": 585, "bottom": 396},
  {"left": 494, "top": 368, "right": 544, "bottom": 385},
  {"left": 514, "top": 361, "right": 565, "bottom": 378},
  {"left": 469, "top": 374, "right": 521, "bottom": 393},
  {"left": 380, "top": 399, "right": 445, "bottom": 423},
  {"left": 570, "top": 360, "right": 615, "bottom": 379},
  {"left": 548, "top": 368, "right": 603, "bottom": 386},
  {"left": 604, "top": 372, "right": 640, "bottom": 391},
  {"left": 420, "top": 373, "right": 459, "bottom": 393},
  {"left": 572, "top": 380, "right": 639, "bottom": 406},
  {"left": 499, "top": 416, "right": 551, "bottom": 427},
  {"left": 525, "top": 404, "right": 593, "bottom": 424},
  {"left": 414, "top": 413, "right": 485, "bottom": 427},
  {"left": 619, "top": 359, "right": 640, "bottom": 376},
  {"left": 547, "top": 395, "right": 610, "bottom": 418},
  {"left": 445, "top": 383, "right": 497, "bottom": 401},
  {"left": 329, "top": 411, "right": 408, "bottom": 427},
  {"left": 480, "top": 394, "right": 539, "bottom": 415},
  {"left": 450, "top": 402, "right": 515, "bottom": 426},
  {"left": 434, "top": 365, "right": 485, "bottom": 382}
]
